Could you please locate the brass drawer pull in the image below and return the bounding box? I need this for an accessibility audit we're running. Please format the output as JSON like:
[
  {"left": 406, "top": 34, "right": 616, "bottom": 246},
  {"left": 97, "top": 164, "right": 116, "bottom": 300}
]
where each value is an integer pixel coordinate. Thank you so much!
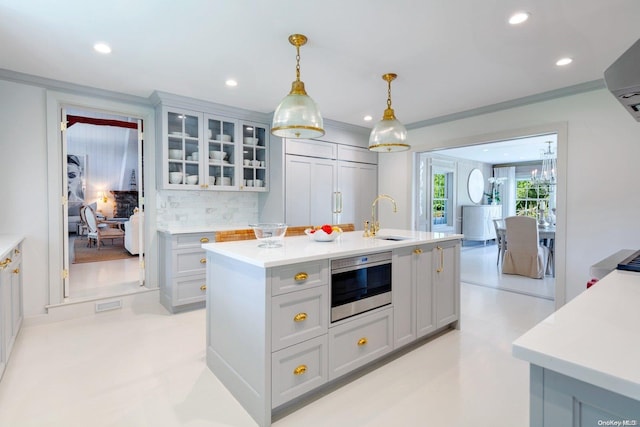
[
  {"left": 13, "top": 268, "right": 20, "bottom": 275},
  {"left": 200, "top": 258, "right": 207, "bottom": 264},
  {"left": 436, "top": 246, "right": 444, "bottom": 273},
  {"left": 14, "top": 248, "right": 20, "bottom": 255},
  {"left": 200, "top": 237, "right": 210, "bottom": 243},
  {"left": 0, "top": 258, "right": 11, "bottom": 269},
  {"left": 294, "top": 272, "right": 308, "bottom": 282},
  {"left": 413, "top": 248, "right": 423, "bottom": 254},
  {"left": 293, "top": 364, "right": 307, "bottom": 376},
  {"left": 357, "top": 337, "right": 368, "bottom": 346},
  {"left": 200, "top": 285, "right": 206, "bottom": 291},
  {"left": 293, "top": 312, "right": 308, "bottom": 322}
]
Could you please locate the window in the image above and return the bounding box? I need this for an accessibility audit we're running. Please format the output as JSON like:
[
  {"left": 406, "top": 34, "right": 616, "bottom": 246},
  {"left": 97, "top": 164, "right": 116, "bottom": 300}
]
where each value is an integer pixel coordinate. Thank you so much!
[
  {"left": 515, "top": 180, "right": 552, "bottom": 217},
  {"left": 432, "top": 171, "right": 452, "bottom": 227}
]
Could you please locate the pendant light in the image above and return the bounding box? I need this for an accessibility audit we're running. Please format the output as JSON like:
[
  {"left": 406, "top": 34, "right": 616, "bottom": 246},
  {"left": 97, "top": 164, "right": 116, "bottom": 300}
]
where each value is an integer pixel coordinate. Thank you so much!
[
  {"left": 271, "top": 34, "right": 325, "bottom": 139},
  {"left": 368, "top": 73, "right": 409, "bottom": 152}
]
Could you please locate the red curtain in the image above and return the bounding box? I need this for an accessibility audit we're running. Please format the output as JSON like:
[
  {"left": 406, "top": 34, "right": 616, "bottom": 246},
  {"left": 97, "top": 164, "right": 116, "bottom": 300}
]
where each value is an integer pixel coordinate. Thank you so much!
[{"left": 67, "top": 115, "right": 140, "bottom": 130}]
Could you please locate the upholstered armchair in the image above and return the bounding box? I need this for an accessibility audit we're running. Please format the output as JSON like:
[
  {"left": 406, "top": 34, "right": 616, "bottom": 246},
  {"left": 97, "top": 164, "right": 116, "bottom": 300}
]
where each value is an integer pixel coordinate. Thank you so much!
[{"left": 124, "top": 211, "right": 143, "bottom": 255}]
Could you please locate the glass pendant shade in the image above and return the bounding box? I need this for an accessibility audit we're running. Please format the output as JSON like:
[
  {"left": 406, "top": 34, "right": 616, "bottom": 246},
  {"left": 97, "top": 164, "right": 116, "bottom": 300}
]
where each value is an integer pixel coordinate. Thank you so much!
[
  {"left": 271, "top": 34, "right": 325, "bottom": 139},
  {"left": 272, "top": 82, "right": 324, "bottom": 139},
  {"left": 369, "top": 73, "right": 410, "bottom": 152}
]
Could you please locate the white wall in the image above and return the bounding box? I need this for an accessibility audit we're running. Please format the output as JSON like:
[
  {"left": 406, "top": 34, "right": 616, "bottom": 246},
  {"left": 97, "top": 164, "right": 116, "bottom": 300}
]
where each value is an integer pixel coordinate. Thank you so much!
[
  {"left": 378, "top": 88, "right": 640, "bottom": 303},
  {"left": 0, "top": 80, "right": 50, "bottom": 316}
]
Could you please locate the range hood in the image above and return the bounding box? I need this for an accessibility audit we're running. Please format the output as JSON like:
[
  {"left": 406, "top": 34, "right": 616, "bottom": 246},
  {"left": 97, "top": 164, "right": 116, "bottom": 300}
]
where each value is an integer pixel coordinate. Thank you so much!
[{"left": 604, "top": 38, "right": 640, "bottom": 122}]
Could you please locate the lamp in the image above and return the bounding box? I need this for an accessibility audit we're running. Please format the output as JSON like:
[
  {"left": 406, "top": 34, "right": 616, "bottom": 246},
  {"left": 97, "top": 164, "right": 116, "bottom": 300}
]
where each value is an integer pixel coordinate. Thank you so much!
[
  {"left": 271, "top": 34, "right": 324, "bottom": 139},
  {"left": 531, "top": 142, "right": 556, "bottom": 184},
  {"left": 98, "top": 191, "right": 108, "bottom": 203},
  {"left": 368, "top": 73, "right": 409, "bottom": 152}
]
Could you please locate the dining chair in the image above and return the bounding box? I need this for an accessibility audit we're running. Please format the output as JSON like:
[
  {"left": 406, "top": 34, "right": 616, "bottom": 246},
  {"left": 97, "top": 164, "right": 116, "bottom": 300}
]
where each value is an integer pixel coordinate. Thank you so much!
[
  {"left": 492, "top": 218, "right": 506, "bottom": 265},
  {"left": 83, "top": 205, "right": 124, "bottom": 249},
  {"left": 502, "top": 216, "right": 549, "bottom": 279}
]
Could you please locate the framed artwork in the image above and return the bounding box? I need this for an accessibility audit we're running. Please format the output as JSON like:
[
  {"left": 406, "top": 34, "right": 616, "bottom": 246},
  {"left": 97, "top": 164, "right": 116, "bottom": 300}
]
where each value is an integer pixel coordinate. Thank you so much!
[{"left": 67, "top": 154, "right": 87, "bottom": 217}]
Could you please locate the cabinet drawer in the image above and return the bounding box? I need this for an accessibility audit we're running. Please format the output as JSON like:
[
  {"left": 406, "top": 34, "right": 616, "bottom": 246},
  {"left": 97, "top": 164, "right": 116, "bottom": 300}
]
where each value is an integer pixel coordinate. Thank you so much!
[
  {"left": 272, "top": 286, "right": 328, "bottom": 351},
  {"left": 328, "top": 308, "right": 393, "bottom": 380},
  {"left": 271, "top": 335, "right": 328, "bottom": 408},
  {"left": 173, "top": 233, "right": 215, "bottom": 248},
  {"left": 271, "top": 260, "right": 328, "bottom": 296},
  {"left": 174, "top": 248, "right": 207, "bottom": 275},
  {"left": 174, "top": 276, "right": 207, "bottom": 305}
]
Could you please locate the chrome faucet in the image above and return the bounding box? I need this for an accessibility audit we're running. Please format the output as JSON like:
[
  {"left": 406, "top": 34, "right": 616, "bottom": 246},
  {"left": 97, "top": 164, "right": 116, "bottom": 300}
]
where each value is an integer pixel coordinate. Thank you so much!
[{"left": 364, "top": 194, "right": 397, "bottom": 237}]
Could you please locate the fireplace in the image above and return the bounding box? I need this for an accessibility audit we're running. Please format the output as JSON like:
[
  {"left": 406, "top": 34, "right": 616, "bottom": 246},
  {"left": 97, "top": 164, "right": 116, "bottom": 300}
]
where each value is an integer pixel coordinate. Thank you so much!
[{"left": 111, "top": 191, "right": 138, "bottom": 219}]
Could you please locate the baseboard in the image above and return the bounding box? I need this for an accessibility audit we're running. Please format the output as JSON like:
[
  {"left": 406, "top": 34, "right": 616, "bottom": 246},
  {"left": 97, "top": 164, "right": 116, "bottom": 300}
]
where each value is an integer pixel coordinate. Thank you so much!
[{"left": 25, "top": 288, "right": 167, "bottom": 326}]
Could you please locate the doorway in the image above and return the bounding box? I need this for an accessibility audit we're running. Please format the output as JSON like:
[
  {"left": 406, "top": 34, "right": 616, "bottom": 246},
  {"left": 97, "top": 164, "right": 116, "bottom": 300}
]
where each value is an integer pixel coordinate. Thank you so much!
[
  {"left": 62, "top": 107, "right": 145, "bottom": 302},
  {"left": 415, "top": 132, "right": 561, "bottom": 302}
]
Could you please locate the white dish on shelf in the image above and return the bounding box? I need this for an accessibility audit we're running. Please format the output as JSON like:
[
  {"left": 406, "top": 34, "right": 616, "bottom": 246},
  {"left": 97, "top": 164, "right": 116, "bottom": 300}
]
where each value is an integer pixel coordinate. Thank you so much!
[
  {"left": 244, "top": 137, "right": 259, "bottom": 145},
  {"left": 210, "top": 151, "right": 228, "bottom": 160},
  {"left": 186, "top": 175, "right": 199, "bottom": 185},
  {"left": 216, "top": 134, "right": 232, "bottom": 142},
  {"left": 215, "top": 177, "right": 232, "bottom": 186},
  {"left": 210, "top": 159, "right": 230, "bottom": 165},
  {"left": 168, "top": 149, "right": 183, "bottom": 160},
  {"left": 169, "top": 172, "right": 183, "bottom": 184}
]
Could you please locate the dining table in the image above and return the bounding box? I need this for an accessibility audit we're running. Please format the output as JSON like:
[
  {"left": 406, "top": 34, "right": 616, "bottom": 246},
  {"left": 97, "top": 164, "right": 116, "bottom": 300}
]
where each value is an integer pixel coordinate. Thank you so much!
[{"left": 497, "top": 224, "right": 555, "bottom": 276}]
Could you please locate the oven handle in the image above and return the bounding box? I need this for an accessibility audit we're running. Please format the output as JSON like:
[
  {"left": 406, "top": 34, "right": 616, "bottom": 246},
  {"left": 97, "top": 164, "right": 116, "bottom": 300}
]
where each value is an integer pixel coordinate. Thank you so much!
[{"left": 331, "top": 260, "right": 391, "bottom": 275}]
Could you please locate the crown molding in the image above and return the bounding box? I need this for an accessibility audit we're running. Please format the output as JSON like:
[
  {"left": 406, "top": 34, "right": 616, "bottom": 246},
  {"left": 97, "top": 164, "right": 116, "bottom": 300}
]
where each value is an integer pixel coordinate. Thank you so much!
[{"left": 406, "top": 79, "right": 605, "bottom": 130}]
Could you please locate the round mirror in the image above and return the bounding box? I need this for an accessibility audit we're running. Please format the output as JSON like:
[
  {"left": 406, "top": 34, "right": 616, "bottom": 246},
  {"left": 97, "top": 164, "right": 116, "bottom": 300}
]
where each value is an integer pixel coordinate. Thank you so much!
[{"left": 468, "top": 168, "right": 484, "bottom": 203}]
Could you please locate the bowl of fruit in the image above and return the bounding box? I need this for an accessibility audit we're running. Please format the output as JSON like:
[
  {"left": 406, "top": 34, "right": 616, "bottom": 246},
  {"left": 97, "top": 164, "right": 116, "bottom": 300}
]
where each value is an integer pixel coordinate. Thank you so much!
[{"left": 305, "top": 224, "right": 343, "bottom": 242}]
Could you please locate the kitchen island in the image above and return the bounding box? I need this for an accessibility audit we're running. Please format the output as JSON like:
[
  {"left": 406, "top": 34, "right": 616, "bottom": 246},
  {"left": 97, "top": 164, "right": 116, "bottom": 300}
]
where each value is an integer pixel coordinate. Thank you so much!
[
  {"left": 203, "top": 229, "right": 463, "bottom": 426},
  {"left": 513, "top": 269, "right": 640, "bottom": 426}
]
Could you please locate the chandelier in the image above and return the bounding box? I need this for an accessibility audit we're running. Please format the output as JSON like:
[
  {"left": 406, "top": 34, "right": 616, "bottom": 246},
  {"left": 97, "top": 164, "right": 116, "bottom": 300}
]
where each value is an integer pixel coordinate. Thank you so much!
[{"left": 531, "top": 142, "right": 556, "bottom": 184}]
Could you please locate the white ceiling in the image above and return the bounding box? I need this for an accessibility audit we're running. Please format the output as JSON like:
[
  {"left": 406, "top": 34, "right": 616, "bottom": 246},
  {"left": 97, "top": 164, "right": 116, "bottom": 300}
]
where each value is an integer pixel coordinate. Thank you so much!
[
  {"left": 1, "top": 0, "right": 638, "bottom": 128},
  {"left": 433, "top": 134, "right": 557, "bottom": 164}
]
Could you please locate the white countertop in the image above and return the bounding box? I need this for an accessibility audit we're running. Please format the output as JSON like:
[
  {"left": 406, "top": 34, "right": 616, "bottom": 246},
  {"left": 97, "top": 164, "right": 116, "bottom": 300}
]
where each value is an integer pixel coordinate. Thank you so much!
[
  {"left": 513, "top": 269, "right": 640, "bottom": 401},
  {"left": 0, "top": 234, "right": 24, "bottom": 258},
  {"left": 202, "top": 228, "right": 463, "bottom": 268}
]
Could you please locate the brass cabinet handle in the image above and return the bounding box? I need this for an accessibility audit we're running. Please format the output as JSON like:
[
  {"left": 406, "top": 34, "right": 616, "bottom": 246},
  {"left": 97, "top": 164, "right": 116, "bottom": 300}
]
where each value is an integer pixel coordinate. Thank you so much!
[
  {"left": 436, "top": 246, "right": 444, "bottom": 273},
  {"left": 200, "top": 258, "right": 207, "bottom": 264},
  {"left": 413, "top": 248, "right": 423, "bottom": 255},
  {"left": 0, "top": 258, "right": 11, "bottom": 269},
  {"left": 200, "top": 285, "right": 206, "bottom": 291},
  {"left": 357, "top": 337, "right": 368, "bottom": 346},
  {"left": 293, "top": 312, "right": 308, "bottom": 322},
  {"left": 294, "top": 272, "right": 308, "bottom": 282},
  {"left": 14, "top": 248, "right": 20, "bottom": 255},
  {"left": 200, "top": 237, "right": 210, "bottom": 243},
  {"left": 13, "top": 268, "right": 20, "bottom": 275},
  {"left": 293, "top": 364, "right": 307, "bottom": 376}
]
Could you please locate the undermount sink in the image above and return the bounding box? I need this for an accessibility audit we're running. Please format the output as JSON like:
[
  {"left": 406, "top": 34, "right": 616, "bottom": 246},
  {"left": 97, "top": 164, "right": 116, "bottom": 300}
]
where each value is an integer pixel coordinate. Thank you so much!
[{"left": 374, "top": 235, "right": 412, "bottom": 241}]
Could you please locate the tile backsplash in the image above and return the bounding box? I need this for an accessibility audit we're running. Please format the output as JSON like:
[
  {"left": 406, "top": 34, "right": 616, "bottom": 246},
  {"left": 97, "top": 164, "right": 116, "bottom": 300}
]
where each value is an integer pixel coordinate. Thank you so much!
[{"left": 156, "top": 190, "right": 259, "bottom": 228}]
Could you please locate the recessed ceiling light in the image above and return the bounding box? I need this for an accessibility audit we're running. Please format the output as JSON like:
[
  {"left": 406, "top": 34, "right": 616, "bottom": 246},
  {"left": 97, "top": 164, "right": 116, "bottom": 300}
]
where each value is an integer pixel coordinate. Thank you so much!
[
  {"left": 225, "top": 79, "right": 238, "bottom": 87},
  {"left": 93, "top": 42, "right": 112, "bottom": 54},
  {"left": 508, "top": 12, "right": 530, "bottom": 25},
  {"left": 556, "top": 57, "right": 573, "bottom": 66},
  {"left": 363, "top": 115, "right": 373, "bottom": 122}
]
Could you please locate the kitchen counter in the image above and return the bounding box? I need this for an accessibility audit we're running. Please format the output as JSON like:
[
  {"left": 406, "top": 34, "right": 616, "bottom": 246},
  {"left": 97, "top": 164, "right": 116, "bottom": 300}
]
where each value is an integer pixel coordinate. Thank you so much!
[
  {"left": 204, "top": 229, "right": 462, "bottom": 426},
  {"left": 0, "top": 235, "right": 24, "bottom": 258},
  {"left": 202, "top": 228, "right": 463, "bottom": 267},
  {"left": 513, "top": 269, "right": 640, "bottom": 425}
]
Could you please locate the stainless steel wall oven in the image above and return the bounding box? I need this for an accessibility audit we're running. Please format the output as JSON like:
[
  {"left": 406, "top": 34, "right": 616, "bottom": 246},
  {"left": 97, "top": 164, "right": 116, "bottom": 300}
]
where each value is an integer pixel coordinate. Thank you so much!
[{"left": 330, "top": 251, "right": 392, "bottom": 322}]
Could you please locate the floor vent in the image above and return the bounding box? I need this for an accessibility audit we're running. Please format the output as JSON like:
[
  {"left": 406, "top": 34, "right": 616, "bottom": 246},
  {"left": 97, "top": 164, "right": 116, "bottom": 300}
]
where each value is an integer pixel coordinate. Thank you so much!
[{"left": 95, "top": 299, "right": 123, "bottom": 313}]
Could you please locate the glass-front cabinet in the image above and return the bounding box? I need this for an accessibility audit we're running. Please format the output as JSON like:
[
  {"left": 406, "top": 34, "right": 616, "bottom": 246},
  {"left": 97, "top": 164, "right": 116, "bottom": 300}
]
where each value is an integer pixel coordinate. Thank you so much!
[
  {"left": 241, "top": 122, "right": 268, "bottom": 191},
  {"left": 160, "top": 106, "right": 268, "bottom": 191}
]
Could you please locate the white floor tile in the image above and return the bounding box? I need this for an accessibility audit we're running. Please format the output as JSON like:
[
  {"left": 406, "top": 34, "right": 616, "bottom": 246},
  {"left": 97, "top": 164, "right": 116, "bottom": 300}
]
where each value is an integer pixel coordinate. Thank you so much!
[{"left": 0, "top": 282, "right": 554, "bottom": 427}]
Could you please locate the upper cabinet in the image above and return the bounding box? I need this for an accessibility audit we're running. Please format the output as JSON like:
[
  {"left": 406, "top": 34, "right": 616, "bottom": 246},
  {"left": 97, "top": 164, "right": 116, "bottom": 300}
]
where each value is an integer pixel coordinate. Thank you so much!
[{"left": 157, "top": 103, "right": 269, "bottom": 192}]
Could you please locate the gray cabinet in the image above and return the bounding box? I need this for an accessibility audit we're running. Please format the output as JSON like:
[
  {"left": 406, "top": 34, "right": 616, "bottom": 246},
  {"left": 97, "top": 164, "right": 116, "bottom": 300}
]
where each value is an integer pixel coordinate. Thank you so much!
[
  {"left": 462, "top": 205, "right": 502, "bottom": 243},
  {"left": 530, "top": 365, "right": 640, "bottom": 427},
  {"left": 285, "top": 139, "right": 377, "bottom": 227},
  {"left": 328, "top": 307, "right": 393, "bottom": 380},
  {"left": 0, "top": 240, "right": 23, "bottom": 381},
  {"left": 393, "top": 241, "right": 459, "bottom": 349},
  {"left": 153, "top": 94, "right": 270, "bottom": 192},
  {"left": 158, "top": 231, "right": 214, "bottom": 313}
]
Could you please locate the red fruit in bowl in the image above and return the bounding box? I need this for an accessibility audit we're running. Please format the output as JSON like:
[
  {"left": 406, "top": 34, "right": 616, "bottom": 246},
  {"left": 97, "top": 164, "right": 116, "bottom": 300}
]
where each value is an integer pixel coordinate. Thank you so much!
[
  {"left": 309, "top": 229, "right": 316, "bottom": 233},
  {"left": 321, "top": 224, "right": 333, "bottom": 234}
]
